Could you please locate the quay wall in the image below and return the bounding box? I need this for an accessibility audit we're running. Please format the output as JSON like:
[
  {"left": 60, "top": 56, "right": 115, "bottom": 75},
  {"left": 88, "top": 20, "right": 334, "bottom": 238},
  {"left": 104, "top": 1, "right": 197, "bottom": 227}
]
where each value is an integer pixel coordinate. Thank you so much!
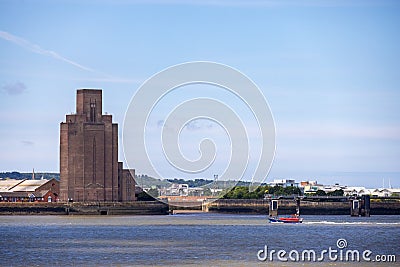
[
  {"left": 0, "top": 201, "right": 169, "bottom": 215},
  {"left": 1, "top": 199, "right": 399, "bottom": 215},
  {"left": 205, "top": 199, "right": 400, "bottom": 215}
]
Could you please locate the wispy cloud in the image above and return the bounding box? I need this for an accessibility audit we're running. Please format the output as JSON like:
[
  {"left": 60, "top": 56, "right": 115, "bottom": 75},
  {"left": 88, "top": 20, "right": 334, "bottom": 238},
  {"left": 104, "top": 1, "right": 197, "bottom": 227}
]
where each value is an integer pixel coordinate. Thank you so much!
[
  {"left": 0, "top": 30, "right": 94, "bottom": 72},
  {"left": 185, "top": 120, "right": 215, "bottom": 131},
  {"left": 156, "top": 119, "right": 216, "bottom": 132},
  {"left": 2, "top": 82, "right": 27, "bottom": 95},
  {"left": 0, "top": 30, "right": 141, "bottom": 84},
  {"left": 21, "top": 140, "right": 34, "bottom": 146}
]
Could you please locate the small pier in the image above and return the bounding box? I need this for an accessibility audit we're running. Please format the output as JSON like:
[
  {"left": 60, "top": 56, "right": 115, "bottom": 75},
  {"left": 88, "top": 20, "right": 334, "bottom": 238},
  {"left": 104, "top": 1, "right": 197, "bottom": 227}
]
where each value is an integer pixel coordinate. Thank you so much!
[
  {"left": 268, "top": 197, "right": 301, "bottom": 217},
  {"left": 350, "top": 195, "right": 370, "bottom": 217},
  {"left": 267, "top": 195, "right": 372, "bottom": 217}
]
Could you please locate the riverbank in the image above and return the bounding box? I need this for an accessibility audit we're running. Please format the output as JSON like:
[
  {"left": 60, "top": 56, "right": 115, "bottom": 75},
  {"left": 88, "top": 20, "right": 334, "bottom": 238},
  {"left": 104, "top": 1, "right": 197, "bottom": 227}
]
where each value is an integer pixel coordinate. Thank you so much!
[
  {"left": 1, "top": 198, "right": 399, "bottom": 215},
  {"left": 204, "top": 199, "right": 400, "bottom": 215},
  {"left": 0, "top": 201, "right": 169, "bottom": 215}
]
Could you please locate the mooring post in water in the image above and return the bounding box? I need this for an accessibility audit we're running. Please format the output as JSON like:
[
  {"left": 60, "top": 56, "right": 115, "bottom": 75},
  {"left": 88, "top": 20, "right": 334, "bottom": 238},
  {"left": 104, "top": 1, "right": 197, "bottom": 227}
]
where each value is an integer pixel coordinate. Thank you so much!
[
  {"left": 269, "top": 199, "right": 278, "bottom": 217},
  {"left": 296, "top": 197, "right": 301, "bottom": 216},
  {"left": 350, "top": 198, "right": 360, "bottom": 216},
  {"left": 350, "top": 195, "right": 371, "bottom": 217},
  {"left": 202, "top": 200, "right": 209, "bottom": 212},
  {"left": 360, "top": 195, "right": 371, "bottom": 217}
]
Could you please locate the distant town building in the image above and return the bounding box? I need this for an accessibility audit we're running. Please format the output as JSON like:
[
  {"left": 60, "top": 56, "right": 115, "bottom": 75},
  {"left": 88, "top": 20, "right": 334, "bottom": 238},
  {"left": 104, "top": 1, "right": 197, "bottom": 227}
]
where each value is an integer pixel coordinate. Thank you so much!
[
  {"left": 299, "top": 180, "right": 324, "bottom": 194},
  {"left": 322, "top": 183, "right": 347, "bottom": 193},
  {"left": 268, "top": 179, "right": 299, "bottom": 188},
  {"left": 343, "top": 187, "right": 400, "bottom": 197},
  {"left": 160, "top": 183, "right": 189, "bottom": 196},
  {"left": 59, "top": 89, "right": 135, "bottom": 202},
  {"left": 300, "top": 180, "right": 318, "bottom": 187},
  {"left": 373, "top": 188, "right": 400, "bottom": 197},
  {"left": 298, "top": 181, "right": 400, "bottom": 197},
  {"left": 0, "top": 178, "right": 59, "bottom": 202}
]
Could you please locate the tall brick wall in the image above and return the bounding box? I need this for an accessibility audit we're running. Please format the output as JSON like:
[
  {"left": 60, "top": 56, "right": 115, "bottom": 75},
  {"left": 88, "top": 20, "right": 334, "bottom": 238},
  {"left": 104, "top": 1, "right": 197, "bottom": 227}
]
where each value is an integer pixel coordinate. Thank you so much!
[
  {"left": 60, "top": 89, "right": 133, "bottom": 202},
  {"left": 117, "top": 162, "right": 136, "bottom": 202}
]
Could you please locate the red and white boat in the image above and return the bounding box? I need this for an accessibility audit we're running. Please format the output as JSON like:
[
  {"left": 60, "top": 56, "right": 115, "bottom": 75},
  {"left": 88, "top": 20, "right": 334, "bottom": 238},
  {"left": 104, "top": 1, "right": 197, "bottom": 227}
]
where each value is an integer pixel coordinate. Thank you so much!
[{"left": 268, "top": 214, "right": 303, "bottom": 223}]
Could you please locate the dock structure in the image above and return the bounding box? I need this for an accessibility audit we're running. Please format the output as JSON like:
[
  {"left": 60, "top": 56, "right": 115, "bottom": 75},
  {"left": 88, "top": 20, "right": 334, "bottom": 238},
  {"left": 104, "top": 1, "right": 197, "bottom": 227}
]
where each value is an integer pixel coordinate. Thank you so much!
[
  {"left": 350, "top": 199, "right": 360, "bottom": 216},
  {"left": 350, "top": 195, "right": 371, "bottom": 217},
  {"left": 302, "top": 195, "right": 371, "bottom": 217},
  {"left": 267, "top": 197, "right": 301, "bottom": 217},
  {"left": 269, "top": 199, "right": 278, "bottom": 217},
  {"left": 1, "top": 196, "right": 399, "bottom": 215},
  {"left": 266, "top": 195, "right": 373, "bottom": 217}
]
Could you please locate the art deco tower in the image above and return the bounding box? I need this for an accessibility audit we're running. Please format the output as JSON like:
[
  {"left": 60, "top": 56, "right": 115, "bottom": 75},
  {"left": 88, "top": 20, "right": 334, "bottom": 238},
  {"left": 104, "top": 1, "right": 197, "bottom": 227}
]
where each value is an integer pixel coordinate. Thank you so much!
[{"left": 59, "top": 89, "right": 120, "bottom": 202}]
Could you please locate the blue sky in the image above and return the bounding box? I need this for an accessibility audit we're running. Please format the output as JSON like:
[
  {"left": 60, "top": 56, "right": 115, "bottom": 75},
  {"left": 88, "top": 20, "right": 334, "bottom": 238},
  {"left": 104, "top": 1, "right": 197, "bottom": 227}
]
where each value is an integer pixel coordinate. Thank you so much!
[{"left": 0, "top": 0, "right": 399, "bottom": 188}]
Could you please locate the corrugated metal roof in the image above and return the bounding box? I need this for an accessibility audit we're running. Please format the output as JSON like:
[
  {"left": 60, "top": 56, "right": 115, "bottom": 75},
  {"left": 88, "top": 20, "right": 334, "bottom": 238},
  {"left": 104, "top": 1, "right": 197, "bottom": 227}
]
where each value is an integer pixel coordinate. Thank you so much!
[
  {"left": 11, "top": 179, "right": 50, "bottom": 192},
  {"left": 0, "top": 179, "right": 53, "bottom": 193},
  {"left": 0, "top": 179, "right": 25, "bottom": 191}
]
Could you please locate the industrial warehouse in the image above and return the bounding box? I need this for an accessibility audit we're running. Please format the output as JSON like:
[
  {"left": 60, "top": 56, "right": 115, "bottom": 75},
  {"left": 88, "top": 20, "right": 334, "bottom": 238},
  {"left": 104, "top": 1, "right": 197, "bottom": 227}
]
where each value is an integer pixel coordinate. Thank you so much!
[{"left": 0, "top": 178, "right": 59, "bottom": 202}]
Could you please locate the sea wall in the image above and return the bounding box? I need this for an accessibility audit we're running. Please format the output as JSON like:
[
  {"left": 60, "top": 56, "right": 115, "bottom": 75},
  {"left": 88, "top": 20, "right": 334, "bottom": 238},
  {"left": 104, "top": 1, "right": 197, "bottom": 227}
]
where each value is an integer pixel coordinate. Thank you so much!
[
  {"left": 205, "top": 199, "right": 400, "bottom": 215},
  {"left": 0, "top": 202, "right": 66, "bottom": 215},
  {"left": 67, "top": 201, "right": 169, "bottom": 215},
  {"left": 1, "top": 198, "right": 399, "bottom": 215},
  {"left": 370, "top": 199, "right": 400, "bottom": 215},
  {"left": 0, "top": 201, "right": 169, "bottom": 215}
]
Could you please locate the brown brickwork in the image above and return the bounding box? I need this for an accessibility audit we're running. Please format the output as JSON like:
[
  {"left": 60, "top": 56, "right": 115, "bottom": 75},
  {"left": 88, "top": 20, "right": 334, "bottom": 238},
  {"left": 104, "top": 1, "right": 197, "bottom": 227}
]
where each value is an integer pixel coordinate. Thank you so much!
[
  {"left": 60, "top": 89, "right": 135, "bottom": 202},
  {"left": 118, "top": 162, "right": 136, "bottom": 202}
]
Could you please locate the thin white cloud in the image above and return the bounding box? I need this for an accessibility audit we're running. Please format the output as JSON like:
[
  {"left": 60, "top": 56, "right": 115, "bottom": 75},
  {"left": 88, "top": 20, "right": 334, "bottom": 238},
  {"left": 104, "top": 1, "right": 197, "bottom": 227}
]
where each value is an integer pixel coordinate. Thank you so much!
[
  {"left": 2, "top": 82, "right": 27, "bottom": 95},
  {"left": 0, "top": 30, "right": 94, "bottom": 72},
  {"left": 0, "top": 30, "right": 140, "bottom": 84},
  {"left": 21, "top": 140, "right": 34, "bottom": 146}
]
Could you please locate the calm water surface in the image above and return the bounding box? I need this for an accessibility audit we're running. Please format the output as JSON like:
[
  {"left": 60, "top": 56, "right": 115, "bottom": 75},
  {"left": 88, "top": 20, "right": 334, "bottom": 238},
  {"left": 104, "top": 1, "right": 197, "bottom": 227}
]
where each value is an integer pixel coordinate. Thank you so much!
[{"left": 0, "top": 214, "right": 399, "bottom": 266}]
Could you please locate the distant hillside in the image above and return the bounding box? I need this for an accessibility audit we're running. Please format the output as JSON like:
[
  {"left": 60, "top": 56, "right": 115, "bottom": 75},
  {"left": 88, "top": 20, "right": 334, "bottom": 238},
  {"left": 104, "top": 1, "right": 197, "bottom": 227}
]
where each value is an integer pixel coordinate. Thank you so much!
[
  {"left": 167, "top": 178, "right": 214, "bottom": 187},
  {"left": 0, "top": 171, "right": 262, "bottom": 189},
  {"left": 134, "top": 175, "right": 170, "bottom": 188},
  {"left": 0, "top": 172, "right": 60, "bottom": 180},
  {"left": 134, "top": 174, "right": 263, "bottom": 189}
]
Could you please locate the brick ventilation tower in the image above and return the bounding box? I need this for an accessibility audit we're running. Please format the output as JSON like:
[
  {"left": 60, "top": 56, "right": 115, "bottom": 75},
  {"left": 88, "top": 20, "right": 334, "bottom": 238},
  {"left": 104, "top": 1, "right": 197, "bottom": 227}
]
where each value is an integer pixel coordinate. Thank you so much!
[{"left": 60, "top": 89, "right": 135, "bottom": 202}]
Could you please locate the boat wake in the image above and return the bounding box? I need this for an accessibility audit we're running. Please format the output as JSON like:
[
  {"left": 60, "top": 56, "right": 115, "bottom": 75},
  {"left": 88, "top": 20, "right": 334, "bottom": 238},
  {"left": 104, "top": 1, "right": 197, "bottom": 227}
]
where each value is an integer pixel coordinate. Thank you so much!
[{"left": 304, "top": 221, "right": 400, "bottom": 225}]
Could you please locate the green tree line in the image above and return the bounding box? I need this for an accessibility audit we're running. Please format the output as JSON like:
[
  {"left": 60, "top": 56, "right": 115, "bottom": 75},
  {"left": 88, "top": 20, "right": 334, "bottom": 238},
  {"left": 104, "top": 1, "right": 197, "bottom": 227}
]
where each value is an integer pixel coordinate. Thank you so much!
[{"left": 222, "top": 185, "right": 302, "bottom": 199}]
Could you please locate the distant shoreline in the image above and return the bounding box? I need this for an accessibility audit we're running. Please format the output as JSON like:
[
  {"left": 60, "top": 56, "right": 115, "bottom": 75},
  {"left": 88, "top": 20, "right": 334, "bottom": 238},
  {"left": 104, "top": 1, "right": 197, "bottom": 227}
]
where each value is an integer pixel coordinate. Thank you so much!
[
  {"left": 2, "top": 171, "right": 400, "bottom": 189},
  {"left": 0, "top": 198, "right": 399, "bottom": 216}
]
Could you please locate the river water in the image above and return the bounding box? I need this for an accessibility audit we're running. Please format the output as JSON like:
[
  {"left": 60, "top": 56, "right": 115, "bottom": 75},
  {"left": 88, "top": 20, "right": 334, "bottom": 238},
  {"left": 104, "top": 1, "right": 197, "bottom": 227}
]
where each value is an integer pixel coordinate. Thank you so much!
[{"left": 0, "top": 214, "right": 399, "bottom": 266}]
